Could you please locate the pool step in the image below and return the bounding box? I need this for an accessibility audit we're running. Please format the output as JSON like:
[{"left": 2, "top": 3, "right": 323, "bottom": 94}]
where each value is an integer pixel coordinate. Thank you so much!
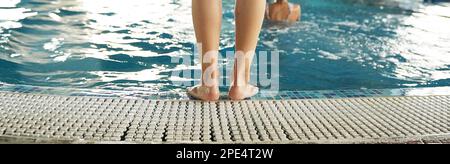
[{"left": 0, "top": 91, "right": 449, "bottom": 144}]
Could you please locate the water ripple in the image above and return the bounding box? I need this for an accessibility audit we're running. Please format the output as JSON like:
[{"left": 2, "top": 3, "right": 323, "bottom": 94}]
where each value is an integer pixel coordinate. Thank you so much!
[{"left": 0, "top": 0, "right": 449, "bottom": 93}]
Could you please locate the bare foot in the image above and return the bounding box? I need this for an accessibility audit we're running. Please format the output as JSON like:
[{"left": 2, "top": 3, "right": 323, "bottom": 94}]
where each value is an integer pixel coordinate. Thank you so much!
[
  {"left": 187, "top": 85, "right": 220, "bottom": 101},
  {"left": 228, "top": 85, "right": 259, "bottom": 100}
]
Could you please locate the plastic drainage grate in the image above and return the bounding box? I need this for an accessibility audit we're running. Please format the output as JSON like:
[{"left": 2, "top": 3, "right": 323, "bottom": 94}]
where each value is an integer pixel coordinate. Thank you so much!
[{"left": 0, "top": 92, "right": 449, "bottom": 143}]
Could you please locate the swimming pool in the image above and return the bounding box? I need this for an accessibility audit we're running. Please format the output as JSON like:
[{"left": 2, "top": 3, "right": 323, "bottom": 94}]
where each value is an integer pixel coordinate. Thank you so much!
[{"left": 1, "top": 0, "right": 449, "bottom": 97}]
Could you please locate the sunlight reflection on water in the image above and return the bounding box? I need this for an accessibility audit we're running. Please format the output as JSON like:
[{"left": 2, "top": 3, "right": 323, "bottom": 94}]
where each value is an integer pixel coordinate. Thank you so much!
[{"left": 0, "top": 0, "right": 449, "bottom": 94}]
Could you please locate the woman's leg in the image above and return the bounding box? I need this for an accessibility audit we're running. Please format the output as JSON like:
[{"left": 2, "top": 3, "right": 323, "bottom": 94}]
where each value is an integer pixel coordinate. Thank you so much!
[
  {"left": 229, "top": 0, "right": 266, "bottom": 100},
  {"left": 188, "top": 0, "right": 222, "bottom": 101}
]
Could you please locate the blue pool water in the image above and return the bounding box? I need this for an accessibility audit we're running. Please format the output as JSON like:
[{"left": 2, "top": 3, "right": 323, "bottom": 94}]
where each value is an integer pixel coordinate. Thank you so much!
[{"left": 1, "top": 0, "right": 449, "bottom": 95}]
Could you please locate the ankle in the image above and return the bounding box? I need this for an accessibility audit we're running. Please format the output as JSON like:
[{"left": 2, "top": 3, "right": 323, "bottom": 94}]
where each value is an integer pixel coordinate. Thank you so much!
[
  {"left": 201, "top": 69, "right": 220, "bottom": 87},
  {"left": 233, "top": 72, "right": 249, "bottom": 87}
]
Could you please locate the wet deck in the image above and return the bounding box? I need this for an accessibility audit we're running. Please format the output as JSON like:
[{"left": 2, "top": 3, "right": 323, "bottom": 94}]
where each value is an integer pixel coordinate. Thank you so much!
[{"left": 0, "top": 91, "right": 449, "bottom": 144}]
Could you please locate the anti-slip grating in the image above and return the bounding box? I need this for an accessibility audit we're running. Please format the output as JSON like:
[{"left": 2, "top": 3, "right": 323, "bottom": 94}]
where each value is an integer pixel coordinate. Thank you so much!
[{"left": 0, "top": 91, "right": 449, "bottom": 143}]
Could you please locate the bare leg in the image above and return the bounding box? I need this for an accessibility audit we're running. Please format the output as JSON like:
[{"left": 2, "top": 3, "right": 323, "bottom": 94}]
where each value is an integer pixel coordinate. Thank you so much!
[
  {"left": 229, "top": 0, "right": 266, "bottom": 100},
  {"left": 188, "top": 0, "right": 222, "bottom": 101}
]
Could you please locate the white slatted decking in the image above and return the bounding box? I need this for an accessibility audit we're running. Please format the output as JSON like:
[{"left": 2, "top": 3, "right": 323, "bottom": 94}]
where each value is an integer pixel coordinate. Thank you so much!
[{"left": 0, "top": 92, "right": 449, "bottom": 144}]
